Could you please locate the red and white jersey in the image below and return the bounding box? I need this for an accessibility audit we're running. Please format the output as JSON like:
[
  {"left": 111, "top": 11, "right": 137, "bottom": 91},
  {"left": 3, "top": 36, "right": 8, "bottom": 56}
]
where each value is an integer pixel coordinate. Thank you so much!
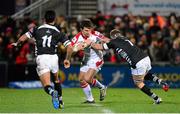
[{"left": 71, "top": 31, "right": 105, "bottom": 61}]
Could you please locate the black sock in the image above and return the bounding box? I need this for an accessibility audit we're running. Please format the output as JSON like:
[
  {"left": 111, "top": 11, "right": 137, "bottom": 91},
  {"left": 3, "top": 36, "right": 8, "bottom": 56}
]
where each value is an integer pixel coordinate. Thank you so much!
[
  {"left": 140, "top": 85, "right": 159, "bottom": 100},
  {"left": 54, "top": 82, "right": 62, "bottom": 97},
  {"left": 144, "top": 73, "right": 162, "bottom": 85},
  {"left": 44, "top": 85, "right": 54, "bottom": 96}
]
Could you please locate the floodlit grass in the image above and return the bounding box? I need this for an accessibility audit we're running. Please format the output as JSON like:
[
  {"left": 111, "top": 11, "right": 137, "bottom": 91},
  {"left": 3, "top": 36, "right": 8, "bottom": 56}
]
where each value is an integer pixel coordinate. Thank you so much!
[{"left": 0, "top": 88, "right": 179, "bottom": 113}]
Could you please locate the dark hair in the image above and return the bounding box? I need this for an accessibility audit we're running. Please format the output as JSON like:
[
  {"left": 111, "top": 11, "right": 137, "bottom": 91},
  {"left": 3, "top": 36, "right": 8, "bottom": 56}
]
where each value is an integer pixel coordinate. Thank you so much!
[
  {"left": 110, "top": 29, "right": 124, "bottom": 39},
  {"left": 80, "top": 19, "right": 94, "bottom": 29},
  {"left": 44, "top": 10, "right": 56, "bottom": 23}
]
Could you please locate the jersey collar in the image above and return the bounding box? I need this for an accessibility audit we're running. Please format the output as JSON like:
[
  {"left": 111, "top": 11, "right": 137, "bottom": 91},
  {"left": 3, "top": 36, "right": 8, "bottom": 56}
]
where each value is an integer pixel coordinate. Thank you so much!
[{"left": 81, "top": 32, "right": 89, "bottom": 40}]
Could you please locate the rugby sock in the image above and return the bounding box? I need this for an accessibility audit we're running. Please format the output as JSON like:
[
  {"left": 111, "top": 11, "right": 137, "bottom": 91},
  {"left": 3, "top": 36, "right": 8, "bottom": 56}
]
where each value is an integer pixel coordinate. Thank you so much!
[
  {"left": 91, "top": 79, "right": 104, "bottom": 89},
  {"left": 140, "top": 85, "right": 159, "bottom": 100},
  {"left": 44, "top": 85, "right": 54, "bottom": 96},
  {"left": 54, "top": 81, "right": 62, "bottom": 97},
  {"left": 144, "top": 73, "right": 162, "bottom": 85},
  {"left": 80, "top": 81, "right": 94, "bottom": 101}
]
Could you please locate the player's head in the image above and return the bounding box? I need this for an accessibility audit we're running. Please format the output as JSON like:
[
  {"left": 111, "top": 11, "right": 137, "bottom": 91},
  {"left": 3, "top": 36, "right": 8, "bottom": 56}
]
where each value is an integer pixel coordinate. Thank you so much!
[
  {"left": 80, "top": 19, "right": 94, "bottom": 29},
  {"left": 110, "top": 29, "right": 123, "bottom": 39},
  {"left": 44, "top": 10, "right": 56, "bottom": 23},
  {"left": 80, "top": 19, "right": 94, "bottom": 37}
]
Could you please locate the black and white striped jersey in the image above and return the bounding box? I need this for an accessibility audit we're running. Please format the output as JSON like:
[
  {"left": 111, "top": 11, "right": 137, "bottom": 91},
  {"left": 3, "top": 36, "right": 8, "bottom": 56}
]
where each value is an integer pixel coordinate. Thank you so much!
[
  {"left": 25, "top": 24, "right": 70, "bottom": 55},
  {"left": 103, "top": 37, "right": 148, "bottom": 68}
]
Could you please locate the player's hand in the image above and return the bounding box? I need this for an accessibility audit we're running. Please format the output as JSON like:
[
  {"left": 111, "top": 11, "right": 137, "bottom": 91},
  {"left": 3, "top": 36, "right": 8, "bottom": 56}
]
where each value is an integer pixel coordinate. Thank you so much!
[
  {"left": 11, "top": 42, "right": 18, "bottom": 47},
  {"left": 64, "top": 59, "right": 71, "bottom": 68},
  {"left": 84, "top": 39, "right": 92, "bottom": 45},
  {"left": 73, "top": 43, "right": 86, "bottom": 52}
]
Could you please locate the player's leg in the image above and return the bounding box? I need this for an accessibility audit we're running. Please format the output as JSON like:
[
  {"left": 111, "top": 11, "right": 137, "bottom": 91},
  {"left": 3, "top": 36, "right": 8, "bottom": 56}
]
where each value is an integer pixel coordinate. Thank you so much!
[
  {"left": 144, "top": 72, "right": 169, "bottom": 91},
  {"left": 84, "top": 68, "right": 107, "bottom": 101},
  {"left": 53, "top": 72, "right": 64, "bottom": 108},
  {"left": 144, "top": 57, "right": 169, "bottom": 91},
  {"left": 36, "top": 55, "right": 59, "bottom": 109},
  {"left": 39, "top": 72, "right": 59, "bottom": 109},
  {"left": 132, "top": 57, "right": 162, "bottom": 104},
  {"left": 85, "top": 68, "right": 105, "bottom": 89},
  {"left": 133, "top": 75, "right": 162, "bottom": 104},
  {"left": 79, "top": 71, "right": 95, "bottom": 103},
  {"left": 51, "top": 55, "right": 64, "bottom": 108}
]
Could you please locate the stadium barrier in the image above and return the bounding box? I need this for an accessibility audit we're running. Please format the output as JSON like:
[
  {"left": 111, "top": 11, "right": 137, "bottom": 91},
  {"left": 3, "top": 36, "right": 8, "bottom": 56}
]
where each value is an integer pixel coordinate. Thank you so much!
[{"left": 0, "top": 62, "right": 179, "bottom": 88}]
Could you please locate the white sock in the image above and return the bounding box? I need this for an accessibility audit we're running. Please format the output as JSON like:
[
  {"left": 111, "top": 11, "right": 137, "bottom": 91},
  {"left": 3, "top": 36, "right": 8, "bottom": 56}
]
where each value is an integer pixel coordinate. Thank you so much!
[
  {"left": 82, "top": 84, "right": 94, "bottom": 101},
  {"left": 59, "top": 96, "right": 62, "bottom": 101},
  {"left": 92, "top": 79, "right": 104, "bottom": 89}
]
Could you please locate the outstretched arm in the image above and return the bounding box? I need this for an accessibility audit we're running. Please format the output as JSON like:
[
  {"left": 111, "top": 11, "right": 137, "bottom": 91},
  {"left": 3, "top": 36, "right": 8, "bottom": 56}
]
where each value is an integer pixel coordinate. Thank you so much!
[
  {"left": 91, "top": 43, "right": 104, "bottom": 50},
  {"left": 99, "top": 36, "right": 110, "bottom": 43},
  {"left": 12, "top": 34, "right": 29, "bottom": 46}
]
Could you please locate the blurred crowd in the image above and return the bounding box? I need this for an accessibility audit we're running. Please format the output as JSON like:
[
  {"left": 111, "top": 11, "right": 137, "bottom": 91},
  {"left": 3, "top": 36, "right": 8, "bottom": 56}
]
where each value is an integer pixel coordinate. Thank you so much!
[{"left": 0, "top": 11, "right": 180, "bottom": 65}]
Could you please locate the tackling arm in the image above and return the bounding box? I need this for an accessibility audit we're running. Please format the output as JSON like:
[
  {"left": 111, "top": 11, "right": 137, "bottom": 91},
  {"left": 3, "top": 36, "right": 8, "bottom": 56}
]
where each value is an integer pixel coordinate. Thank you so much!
[{"left": 91, "top": 43, "right": 104, "bottom": 50}]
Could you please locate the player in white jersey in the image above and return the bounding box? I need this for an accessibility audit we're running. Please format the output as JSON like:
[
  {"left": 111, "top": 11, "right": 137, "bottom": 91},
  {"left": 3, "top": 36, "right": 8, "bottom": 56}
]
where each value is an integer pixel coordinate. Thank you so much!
[{"left": 71, "top": 19, "right": 108, "bottom": 103}]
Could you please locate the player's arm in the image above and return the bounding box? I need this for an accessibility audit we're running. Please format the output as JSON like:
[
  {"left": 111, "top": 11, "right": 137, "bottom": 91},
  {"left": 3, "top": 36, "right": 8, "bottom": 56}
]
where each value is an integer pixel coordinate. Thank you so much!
[
  {"left": 59, "top": 33, "right": 73, "bottom": 68},
  {"left": 91, "top": 41, "right": 111, "bottom": 50},
  {"left": 99, "top": 36, "right": 110, "bottom": 43},
  {"left": 72, "top": 42, "right": 88, "bottom": 52},
  {"left": 91, "top": 43, "right": 104, "bottom": 50},
  {"left": 11, "top": 34, "right": 28, "bottom": 46},
  {"left": 93, "top": 31, "right": 110, "bottom": 43},
  {"left": 12, "top": 27, "right": 35, "bottom": 46},
  {"left": 71, "top": 36, "right": 89, "bottom": 52},
  {"left": 64, "top": 44, "right": 73, "bottom": 68}
]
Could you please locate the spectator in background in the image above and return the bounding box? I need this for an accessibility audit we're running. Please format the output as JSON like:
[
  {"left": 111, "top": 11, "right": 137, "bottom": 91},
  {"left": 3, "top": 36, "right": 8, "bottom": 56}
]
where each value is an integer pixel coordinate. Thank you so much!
[
  {"left": 149, "top": 12, "right": 166, "bottom": 29},
  {"left": 4, "top": 27, "right": 16, "bottom": 62},
  {"left": 109, "top": 49, "right": 117, "bottom": 63},
  {"left": 56, "top": 15, "right": 68, "bottom": 33},
  {"left": 168, "top": 13, "right": 178, "bottom": 26},
  {"left": 0, "top": 36, "right": 5, "bottom": 60},
  {"left": 138, "top": 34, "right": 149, "bottom": 54},
  {"left": 169, "top": 40, "right": 180, "bottom": 65},
  {"left": 94, "top": 11, "right": 105, "bottom": 28},
  {"left": 15, "top": 40, "right": 30, "bottom": 64}
]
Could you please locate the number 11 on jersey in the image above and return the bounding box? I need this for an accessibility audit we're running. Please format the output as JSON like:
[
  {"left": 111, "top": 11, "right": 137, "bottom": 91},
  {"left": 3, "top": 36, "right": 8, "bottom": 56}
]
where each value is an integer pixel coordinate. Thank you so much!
[{"left": 42, "top": 35, "right": 52, "bottom": 47}]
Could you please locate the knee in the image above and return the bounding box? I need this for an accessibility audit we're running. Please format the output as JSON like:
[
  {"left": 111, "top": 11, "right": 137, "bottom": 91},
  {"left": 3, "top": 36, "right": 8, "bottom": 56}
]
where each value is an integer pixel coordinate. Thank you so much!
[
  {"left": 133, "top": 79, "right": 145, "bottom": 89},
  {"left": 78, "top": 76, "right": 84, "bottom": 82},
  {"left": 133, "top": 75, "right": 145, "bottom": 89},
  {"left": 79, "top": 80, "right": 88, "bottom": 88}
]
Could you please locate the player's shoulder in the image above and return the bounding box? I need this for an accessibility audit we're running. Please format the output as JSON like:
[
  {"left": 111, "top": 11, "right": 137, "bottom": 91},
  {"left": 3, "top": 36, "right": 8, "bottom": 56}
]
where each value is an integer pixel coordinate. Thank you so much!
[
  {"left": 91, "top": 30, "right": 100, "bottom": 36},
  {"left": 38, "top": 24, "right": 60, "bottom": 33},
  {"left": 91, "top": 30, "right": 104, "bottom": 38},
  {"left": 71, "top": 32, "right": 82, "bottom": 45},
  {"left": 72, "top": 32, "right": 82, "bottom": 41}
]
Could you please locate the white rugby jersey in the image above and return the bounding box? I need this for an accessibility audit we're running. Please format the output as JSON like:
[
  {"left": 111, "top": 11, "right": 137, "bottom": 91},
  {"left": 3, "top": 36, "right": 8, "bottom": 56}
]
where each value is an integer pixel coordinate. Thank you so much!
[{"left": 71, "top": 31, "right": 105, "bottom": 61}]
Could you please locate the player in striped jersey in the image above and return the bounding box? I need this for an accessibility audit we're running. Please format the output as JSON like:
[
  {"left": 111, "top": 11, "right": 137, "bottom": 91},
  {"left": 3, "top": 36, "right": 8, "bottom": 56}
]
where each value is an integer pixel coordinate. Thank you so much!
[{"left": 12, "top": 10, "right": 73, "bottom": 109}]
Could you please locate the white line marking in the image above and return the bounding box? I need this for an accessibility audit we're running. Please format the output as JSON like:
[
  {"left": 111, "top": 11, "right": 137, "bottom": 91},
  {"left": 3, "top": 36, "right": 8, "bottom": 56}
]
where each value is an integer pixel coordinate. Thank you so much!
[{"left": 82, "top": 98, "right": 114, "bottom": 114}]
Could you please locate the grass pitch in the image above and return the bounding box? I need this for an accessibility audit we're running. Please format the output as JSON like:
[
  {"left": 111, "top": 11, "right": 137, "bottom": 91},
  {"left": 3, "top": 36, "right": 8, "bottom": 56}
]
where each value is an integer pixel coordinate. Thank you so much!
[{"left": 0, "top": 88, "right": 179, "bottom": 113}]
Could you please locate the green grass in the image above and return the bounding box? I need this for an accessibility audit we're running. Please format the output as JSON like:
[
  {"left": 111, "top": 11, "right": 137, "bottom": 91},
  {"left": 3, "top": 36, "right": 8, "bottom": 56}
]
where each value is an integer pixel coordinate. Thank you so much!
[{"left": 0, "top": 88, "right": 179, "bottom": 113}]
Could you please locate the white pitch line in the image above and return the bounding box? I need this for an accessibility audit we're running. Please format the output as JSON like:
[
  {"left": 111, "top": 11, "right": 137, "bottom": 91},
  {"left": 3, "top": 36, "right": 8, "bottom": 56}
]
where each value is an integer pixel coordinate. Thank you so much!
[
  {"left": 102, "top": 109, "right": 115, "bottom": 114},
  {"left": 81, "top": 97, "right": 115, "bottom": 114},
  {"left": 90, "top": 102, "right": 115, "bottom": 114}
]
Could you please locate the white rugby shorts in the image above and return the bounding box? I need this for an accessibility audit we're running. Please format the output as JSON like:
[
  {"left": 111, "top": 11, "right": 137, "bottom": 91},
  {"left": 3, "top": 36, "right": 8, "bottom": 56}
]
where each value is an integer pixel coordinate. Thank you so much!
[
  {"left": 80, "top": 58, "right": 104, "bottom": 72},
  {"left": 36, "top": 54, "right": 59, "bottom": 76},
  {"left": 131, "top": 56, "right": 152, "bottom": 75}
]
